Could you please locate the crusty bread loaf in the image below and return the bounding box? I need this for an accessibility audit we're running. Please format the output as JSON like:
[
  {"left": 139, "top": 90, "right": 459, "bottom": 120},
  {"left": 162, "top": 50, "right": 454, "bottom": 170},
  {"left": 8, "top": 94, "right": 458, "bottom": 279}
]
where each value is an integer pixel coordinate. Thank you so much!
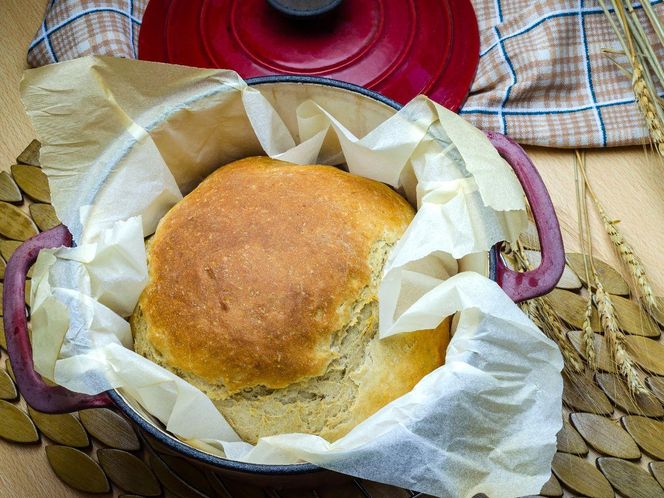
[{"left": 131, "top": 157, "right": 450, "bottom": 444}]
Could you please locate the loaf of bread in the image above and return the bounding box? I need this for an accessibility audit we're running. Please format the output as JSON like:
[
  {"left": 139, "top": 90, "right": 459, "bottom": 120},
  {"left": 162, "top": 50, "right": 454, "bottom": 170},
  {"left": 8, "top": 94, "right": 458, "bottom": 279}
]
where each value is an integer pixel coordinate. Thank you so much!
[{"left": 131, "top": 157, "right": 450, "bottom": 444}]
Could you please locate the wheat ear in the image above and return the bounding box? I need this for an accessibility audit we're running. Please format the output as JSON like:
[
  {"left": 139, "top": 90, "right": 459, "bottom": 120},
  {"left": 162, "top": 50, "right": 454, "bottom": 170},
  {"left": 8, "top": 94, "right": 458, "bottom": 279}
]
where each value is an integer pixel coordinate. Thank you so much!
[
  {"left": 600, "top": 0, "right": 664, "bottom": 156},
  {"left": 574, "top": 152, "right": 598, "bottom": 369},
  {"left": 536, "top": 296, "right": 585, "bottom": 373},
  {"left": 599, "top": 207, "right": 657, "bottom": 310},
  {"left": 594, "top": 277, "right": 648, "bottom": 395},
  {"left": 632, "top": 62, "right": 664, "bottom": 156},
  {"left": 508, "top": 242, "right": 584, "bottom": 372},
  {"left": 577, "top": 152, "right": 658, "bottom": 311},
  {"left": 521, "top": 297, "right": 584, "bottom": 373},
  {"left": 582, "top": 296, "right": 597, "bottom": 370}
]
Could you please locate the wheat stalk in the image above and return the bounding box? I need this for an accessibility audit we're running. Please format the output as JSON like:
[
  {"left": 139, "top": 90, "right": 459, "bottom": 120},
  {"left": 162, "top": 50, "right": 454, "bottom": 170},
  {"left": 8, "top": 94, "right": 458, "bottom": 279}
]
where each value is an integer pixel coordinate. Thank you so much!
[
  {"left": 535, "top": 296, "right": 585, "bottom": 373},
  {"left": 521, "top": 295, "right": 585, "bottom": 373},
  {"left": 508, "top": 242, "right": 585, "bottom": 372},
  {"left": 575, "top": 151, "right": 649, "bottom": 392},
  {"left": 582, "top": 296, "right": 597, "bottom": 370},
  {"left": 623, "top": 1, "right": 664, "bottom": 88},
  {"left": 594, "top": 277, "right": 649, "bottom": 394},
  {"left": 599, "top": 206, "right": 657, "bottom": 310},
  {"left": 599, "top": 0, "right": 664, "bottom": 157},
  {"left": 576, "top": 151, "right": 658, "bottom": 311},
  {"left": 574, "top": 153, "right": 598, "bottom": 369},
  {"left": 632, "top": 63, "right": 664, "bottom": 156}
]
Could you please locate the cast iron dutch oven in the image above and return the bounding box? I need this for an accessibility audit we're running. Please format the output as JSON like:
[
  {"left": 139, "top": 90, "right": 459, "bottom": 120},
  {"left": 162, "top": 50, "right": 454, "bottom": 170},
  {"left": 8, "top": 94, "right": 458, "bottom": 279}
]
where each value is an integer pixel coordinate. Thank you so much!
[{"left": 3, "top": 76, "right": 565, "bottom": 491}]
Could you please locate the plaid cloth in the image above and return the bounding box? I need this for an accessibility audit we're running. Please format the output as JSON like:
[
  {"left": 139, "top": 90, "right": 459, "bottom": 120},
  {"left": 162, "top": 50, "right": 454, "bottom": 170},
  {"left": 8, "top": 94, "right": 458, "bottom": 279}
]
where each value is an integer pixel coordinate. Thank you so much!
[
  {"left": 27, "top": 0, "right": 664, "bottom": 148},
  {"left": 462, "top": 0, "right": 664, "bottom": 147},
  {"left": 28, "top": 0, "right": 145, "bottom": 64}
]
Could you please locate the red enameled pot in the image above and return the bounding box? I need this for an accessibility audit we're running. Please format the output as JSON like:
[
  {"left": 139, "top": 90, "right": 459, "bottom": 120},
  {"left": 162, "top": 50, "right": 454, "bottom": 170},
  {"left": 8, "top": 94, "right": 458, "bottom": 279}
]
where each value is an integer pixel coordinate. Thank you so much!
[
  {"left": 3, "top": 77, "right": 564, "bottom": 492},
  {"left": 138, "top": 0, "right": 480, "bottom": 111}
]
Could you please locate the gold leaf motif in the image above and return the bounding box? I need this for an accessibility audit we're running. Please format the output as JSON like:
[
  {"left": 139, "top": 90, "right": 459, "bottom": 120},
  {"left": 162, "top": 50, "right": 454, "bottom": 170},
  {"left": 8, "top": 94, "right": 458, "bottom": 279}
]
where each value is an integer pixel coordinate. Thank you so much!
[
  {"left": 0, "top": 400, "right": 39, "bottom": 443},
  {"left": 0, "top": 202, "right": 39, "bottom": 241},
  {"left": 570, "top": 412, "right": 640, "bottom": 459},
  {"left": 97, "top": 448, "right": 161, "bottom": 496},
  {"left": 45, "top": 445, "right": 109, "bottom": 493},
  {"left": 596, "top": 373, "right": 663, "bottom": 417},
  {"left": 567, "top": 330, "right": 616, "bottom": 373},
  {"left": 11, "top": 164, "right": 51, "bottom": 203},
  {"left": 539, "top": 474, "right": 563, "bottom": 497},
  {"left": 649, "top": 297, "right": 664, "bottom": 327},
  {"left": 610, "top": 294, "right": 660, "bottom": 337},
  {"left": 556, "top": 419, "right": 588, "bottom": 456},
  {"left": 0, "top": 240, "right": 21, "bottom": 262},
  {"left": 622, "top": 415, "right": 664, "bottom": 460},
  {"left": 0, "top": 368, "right": 17, "bottom": 400},
  {"left": 0, "top": 241, "right": 33, "bottom": 279},
  {"left": 625, "top": 336, "right": 664, "bottom": 375},
  {"left": 597, "top": 457, "right": 664, "bottom": 498},
  {"left": 29, "top": 203, "right": 59, "bottom": 232},
  {"left": 27, "top": 407, "right": 89, "bottom": 447},
  {"left": 548, "top": 289, "right": 601, "bottom": 331},
  {"left": 566, "top": 253, "right": 630, "bottom": 295},
  {"left": 0, "top": 171, "right": 22, "bottom": 203},
  {"left": 647, "top": 376, "right": 664, "bottom": 404},
  {"left": 5, "top": 359, "right": 15, "bottom": 382},
  {"left": 16, "top": 140, "right": 40, "bottom": 166},
  {"left": 551, "top": 452, "right": 613, "bottom": 498},
  {"left": 562, "top": 372, "right": 612, "bottom": 415},
  {"left": 649, "top": 461, "right": 664, "bottom": 489},
  {"left": 79, "top": 408, "right": 140, "bottom": 451},
  {"left": 0, "top": 316, "right": 6, "bottom": 350}
]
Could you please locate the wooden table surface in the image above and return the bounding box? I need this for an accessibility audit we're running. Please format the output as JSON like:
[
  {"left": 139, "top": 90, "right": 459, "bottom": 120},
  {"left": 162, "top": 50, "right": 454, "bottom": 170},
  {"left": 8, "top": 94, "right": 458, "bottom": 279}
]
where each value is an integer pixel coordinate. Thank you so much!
[{"left": 1, "top": 1, "right": 663, "bottom": 497}]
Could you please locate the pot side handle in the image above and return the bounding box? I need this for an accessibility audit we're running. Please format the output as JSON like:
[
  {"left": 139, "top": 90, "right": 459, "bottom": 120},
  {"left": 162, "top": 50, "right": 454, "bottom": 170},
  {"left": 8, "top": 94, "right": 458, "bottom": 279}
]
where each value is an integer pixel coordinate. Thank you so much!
[
  {"left": 3, "top": 224, "right": 112, "bottom": 413},
  {"left": 485, "top": 131, "right": 565, "bottom": 302}
]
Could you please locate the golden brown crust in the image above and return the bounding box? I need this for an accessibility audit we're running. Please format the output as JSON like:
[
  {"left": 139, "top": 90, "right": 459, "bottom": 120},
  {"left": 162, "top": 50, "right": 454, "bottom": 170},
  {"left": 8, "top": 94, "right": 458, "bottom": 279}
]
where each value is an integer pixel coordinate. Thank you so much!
[
  {"left": 136, "top": 157, "right": 415, "bottom": 393},
  {"left": 320, "top": 319, "right": 451, "bottom": 442},
  {"left": 132, "top": 156, "right": 451, "bottom": 443}
]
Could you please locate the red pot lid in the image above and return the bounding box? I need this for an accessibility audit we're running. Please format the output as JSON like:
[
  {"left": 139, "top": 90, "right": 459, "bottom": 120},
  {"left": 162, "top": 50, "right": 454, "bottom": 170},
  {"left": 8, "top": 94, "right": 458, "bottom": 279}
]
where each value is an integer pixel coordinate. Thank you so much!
[{"left": 139, "top": 0, "right": 479, "bottom": 111}]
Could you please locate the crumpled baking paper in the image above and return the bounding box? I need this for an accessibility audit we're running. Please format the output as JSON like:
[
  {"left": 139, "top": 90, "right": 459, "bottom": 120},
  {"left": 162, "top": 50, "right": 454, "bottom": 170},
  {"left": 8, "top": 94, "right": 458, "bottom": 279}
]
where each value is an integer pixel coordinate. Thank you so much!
[{"left": 21, "top": 56, "right": 563, "bottom": 497}]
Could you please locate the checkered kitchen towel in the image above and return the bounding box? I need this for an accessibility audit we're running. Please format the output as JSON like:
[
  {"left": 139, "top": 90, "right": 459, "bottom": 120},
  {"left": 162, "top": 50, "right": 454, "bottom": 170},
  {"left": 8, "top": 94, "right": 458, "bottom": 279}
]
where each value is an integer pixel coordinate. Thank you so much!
[{"left": 27, "top": 0, "right": 664, "bottom": 148}]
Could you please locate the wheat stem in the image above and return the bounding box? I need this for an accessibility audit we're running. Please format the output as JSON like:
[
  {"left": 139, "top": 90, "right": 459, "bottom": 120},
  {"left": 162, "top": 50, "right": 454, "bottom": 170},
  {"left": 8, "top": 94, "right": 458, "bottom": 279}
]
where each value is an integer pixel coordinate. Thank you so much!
[
  {"left": 574, "top": 152, "right": 598, "bottom": 369},
  {"left": 594, "top": 277, "right": 649, "bottom": 395},
  {"left": 508, "top": 242, "right": 585, "bottom": 372},
  {"left": 599, "top": 207, "right": 657, "bottom": 309},
  {"left": 600, "top": 0, "right": 664, "bottom": 156},
  {"left": 577, "top": 154, "right": 659, "bottom": 311},
  {"left": 532, "top": 295, "right": 585, "bottom": 373},
  {"left": 632, "top": 64, "right": 664, "bottom": 155},
  {"left": 640, "top": 0, "right": 664, "bottom": 48},
  {"left": 623, "top": 1, "right": 664, "bottom": 88},
  {"left": 603, "top": 52, "right": 633, "bottom": 80},
  {"left": 582, "top": 296, "right": 597, "bottom": 370},
  {"left": 599, "top": 0, "right": 630, "bottom": 54}
]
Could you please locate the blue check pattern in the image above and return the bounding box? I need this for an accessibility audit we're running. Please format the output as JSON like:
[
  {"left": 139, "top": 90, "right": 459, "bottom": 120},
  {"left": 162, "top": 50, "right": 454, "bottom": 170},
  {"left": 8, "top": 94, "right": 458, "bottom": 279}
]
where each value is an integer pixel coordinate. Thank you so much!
[
  {"left": 28, "top": 0, "right": 145, "bottom": 66},
  {"left": 462, "top": 0, "right": 664, "bottom": 147}
]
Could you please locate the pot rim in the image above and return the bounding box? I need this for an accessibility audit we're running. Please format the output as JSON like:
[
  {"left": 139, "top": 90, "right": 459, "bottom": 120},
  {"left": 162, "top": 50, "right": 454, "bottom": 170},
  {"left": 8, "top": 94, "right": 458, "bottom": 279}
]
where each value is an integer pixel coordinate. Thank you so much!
[{"left": 108, "top": 74, "right": 499, "bottom": 476}]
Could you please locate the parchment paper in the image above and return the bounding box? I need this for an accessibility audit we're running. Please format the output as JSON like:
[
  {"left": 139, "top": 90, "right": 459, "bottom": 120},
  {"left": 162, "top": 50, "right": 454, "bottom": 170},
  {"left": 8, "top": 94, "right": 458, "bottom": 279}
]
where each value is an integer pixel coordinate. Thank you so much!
[{"left": 21, "top": 56, "right": 563, "bottom": 497}]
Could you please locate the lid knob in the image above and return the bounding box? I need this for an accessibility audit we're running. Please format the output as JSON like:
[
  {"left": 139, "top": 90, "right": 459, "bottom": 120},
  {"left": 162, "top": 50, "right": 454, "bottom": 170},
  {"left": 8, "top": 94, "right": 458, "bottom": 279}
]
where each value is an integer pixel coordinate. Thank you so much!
[{"left": 266, "top": 0, "right": 343, "bottom": 17}]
